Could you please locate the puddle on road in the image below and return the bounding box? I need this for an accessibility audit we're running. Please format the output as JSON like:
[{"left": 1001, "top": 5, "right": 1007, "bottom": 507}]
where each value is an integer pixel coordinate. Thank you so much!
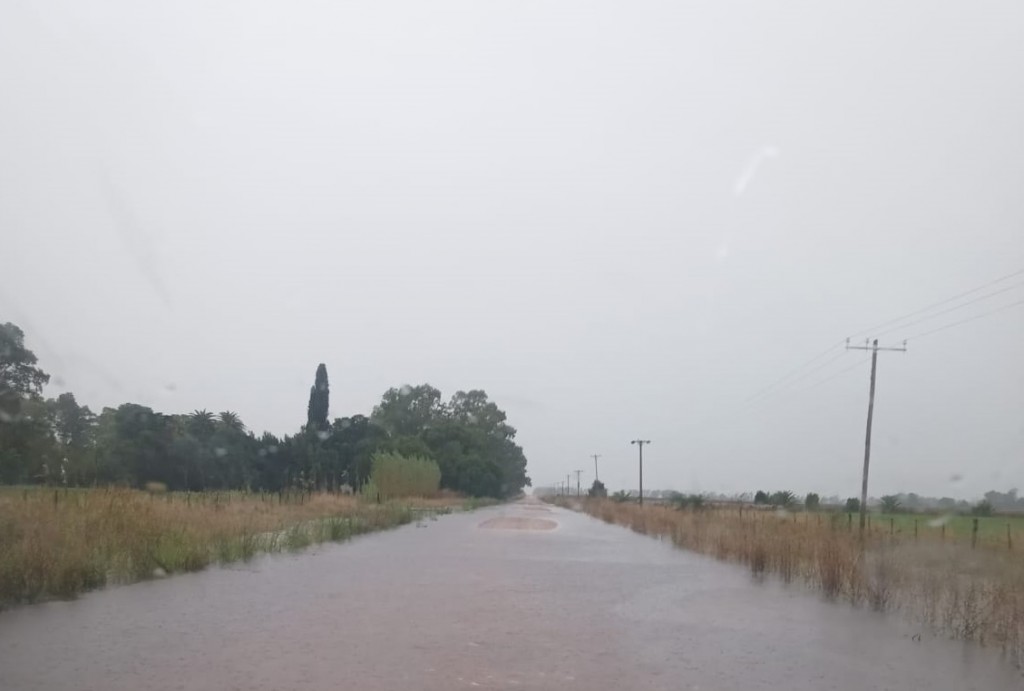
[{"left": 478, "top": 516, "right": 557, "bottom": 530}]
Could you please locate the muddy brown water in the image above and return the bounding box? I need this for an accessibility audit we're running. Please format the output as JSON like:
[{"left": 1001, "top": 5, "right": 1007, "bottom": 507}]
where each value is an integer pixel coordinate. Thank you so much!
[{"left": 0, "top": 499, "right": 1020, "bottom": 690}]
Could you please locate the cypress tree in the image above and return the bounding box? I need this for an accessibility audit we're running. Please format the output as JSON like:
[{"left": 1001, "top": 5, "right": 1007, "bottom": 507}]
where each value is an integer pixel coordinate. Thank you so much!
[{"left": 306, "top": 363, "right": 329, "bottom": 431}]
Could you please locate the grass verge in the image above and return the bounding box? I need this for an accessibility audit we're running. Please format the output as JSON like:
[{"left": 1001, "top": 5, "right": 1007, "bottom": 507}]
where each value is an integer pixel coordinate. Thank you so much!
[{"left": 0, "top": 487, "right": 485, "bottom": 607}]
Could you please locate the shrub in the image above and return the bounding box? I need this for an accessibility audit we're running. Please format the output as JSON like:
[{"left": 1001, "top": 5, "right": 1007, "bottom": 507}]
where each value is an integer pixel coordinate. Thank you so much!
[
  {"left": 670, "top": 493, "right": 706, "bottom": 510},
  {"left": 805, "top": 492, "right": 821, "bottom": 510},
  {"left": 971, "top": 500, "right": 993, "bottom": 517},
  {"left": 844, "top": 497, "right": 861, "bottom": 512},
  {"left": 363, "top": 451, "right": 441, "bottom": 500}
]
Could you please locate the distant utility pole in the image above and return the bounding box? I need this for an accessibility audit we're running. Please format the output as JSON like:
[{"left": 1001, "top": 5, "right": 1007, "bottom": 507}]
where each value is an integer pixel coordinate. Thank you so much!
[
  {"left": 846, "top": 338, "right": 907, "bottom": 533},
  {"left": 630, "top": 440, "right": 651, "bottom": 506},
  {"left": 566, "top": 474, "right": 571, "bottom": 497},
  {"left": 591, "top": 454, "right": 601, "bottom": 482},
  {"left": 573, "top": 469, "right": 583, "bottom": 497}
]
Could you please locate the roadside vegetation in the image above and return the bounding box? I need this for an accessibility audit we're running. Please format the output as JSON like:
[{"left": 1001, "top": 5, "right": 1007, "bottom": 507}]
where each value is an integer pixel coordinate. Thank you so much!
[
  {"left": 553, "top": 498, "right": 1024, "bottom": 667},
  {"left": 0, "top": 322, "right": 516, "bottom": 607},
  {"left": 0, "top": 322, "right": 531, "bottom": 499},
  {"left": 0, "top": 484, "right": 489, "bottom": 607}
]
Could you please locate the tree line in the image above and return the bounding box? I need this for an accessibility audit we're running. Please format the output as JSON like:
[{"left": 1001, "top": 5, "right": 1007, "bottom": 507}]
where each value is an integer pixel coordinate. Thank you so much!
[{"left": 0, "top": 322, "right": 531, "bottom": 498}]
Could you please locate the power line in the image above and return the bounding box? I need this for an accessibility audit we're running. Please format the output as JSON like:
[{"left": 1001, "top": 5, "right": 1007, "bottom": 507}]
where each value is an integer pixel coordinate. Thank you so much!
[
  {"left": 796, "top": 355, "right": 873, "bottom": 391},
  {"left": 741, "top": 340, "right": 846, "bottom": 406},
  {"left": 874, "top": 282, "right": 1024, "bottom": 339},
  {"left": 906, "top": 298, "right": 1024, "bottom": 341},
  {"left": 742, "top": 350, "right": 850, "bottom": 409},
  {"left": 847, "top": 268, "right": 1024, "bottom": 339},
  {"left": 714, "top": 267, "right": 1024, "bottom": 431}
]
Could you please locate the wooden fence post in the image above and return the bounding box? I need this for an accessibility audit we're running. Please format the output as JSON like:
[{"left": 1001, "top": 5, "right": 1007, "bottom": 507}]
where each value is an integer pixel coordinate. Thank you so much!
[{"left": 971, "top": 518, "right": 979, "bottom": 549}]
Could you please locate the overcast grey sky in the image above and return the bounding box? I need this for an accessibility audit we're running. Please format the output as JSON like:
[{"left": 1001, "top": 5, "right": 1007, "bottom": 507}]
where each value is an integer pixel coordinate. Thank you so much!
[{"left": 2, "top": 1, "right": 1022, "bottom": 499}]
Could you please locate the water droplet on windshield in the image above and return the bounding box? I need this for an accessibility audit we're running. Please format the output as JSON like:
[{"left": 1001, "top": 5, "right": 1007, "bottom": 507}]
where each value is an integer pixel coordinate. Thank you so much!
[{"left": 214, "top": 447, "right": 227, "bottom": 458}]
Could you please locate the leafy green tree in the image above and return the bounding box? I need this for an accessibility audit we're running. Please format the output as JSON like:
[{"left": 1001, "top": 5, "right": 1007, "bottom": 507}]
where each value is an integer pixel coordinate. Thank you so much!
[
  {"left": 754, "top": 490, "right": 769, "bottom": 505},
  {"left": 805, "top": 492, "right": 821, "bottom": 510},
  {"left": 844, "top": 497, "right": 861, "bottom": 512},
  {"left": 371, "top": 384, "right": 445, "bottom": 437},
  {"left": 106, "top": 404, "right": 174, "bottom": 487},
  {"left": 1, "top": 322, "right": 533, "bottom": 497},
  {"left": 769, "top": 490, "right": 796, "bottom": 508},
  {"left": 325, "top": 415, "right": 388, "bottom": 491},
  {"left": 47, "top": 392, "right": 97, "bottom": 484},
  {"left": 307, "top": 364, "right": 330, "bottom": 431},
  {"left": 879, "top": 495, "right": 902, "bottom": 513},
  {"left": 971, "top": 500, "right": 993, "bottom": 517},
  {"left": 0, "top": 323, "right": 55, "bottom": 483},
  {"left": 0, "top": 322, "right": 50, "bottom": 415},
  {"left": 588, "top": 479, "right": 607, "bottom": 497}
]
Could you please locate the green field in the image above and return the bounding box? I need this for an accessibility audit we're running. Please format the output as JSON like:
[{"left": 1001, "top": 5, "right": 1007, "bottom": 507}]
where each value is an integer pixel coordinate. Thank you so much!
[{"left": 832, "top": 510, "right": 1024, "bottom": 548}]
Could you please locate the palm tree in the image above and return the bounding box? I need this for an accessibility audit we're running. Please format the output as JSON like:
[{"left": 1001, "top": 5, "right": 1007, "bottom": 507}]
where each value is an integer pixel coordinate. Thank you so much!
[
  {"left": 218, "top": 411, "right": 245, "bottom": 433},
  {"left": 188, "top": 409, "right": 216, "bottom": 438}
]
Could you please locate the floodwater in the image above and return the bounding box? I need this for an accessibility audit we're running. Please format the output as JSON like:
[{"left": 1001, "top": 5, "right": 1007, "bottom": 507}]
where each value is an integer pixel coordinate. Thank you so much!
[{"left": 0, "top": 500, "right": 1020, "bottom": 691}]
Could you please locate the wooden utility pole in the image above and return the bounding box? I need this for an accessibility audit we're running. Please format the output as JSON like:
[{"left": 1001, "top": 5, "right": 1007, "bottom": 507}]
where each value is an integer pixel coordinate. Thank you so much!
[
  {"left": 630, "top": 440, "right": 651, "bottom": 505},
  {"left": 591, "top": 454, "right": 601, "bottom": 482},
  {"left": 573, "top": 469, "right": 583, "bottom": 497},
  {"left": 846, "top": 338, "right": 906, "bottom": 533}
]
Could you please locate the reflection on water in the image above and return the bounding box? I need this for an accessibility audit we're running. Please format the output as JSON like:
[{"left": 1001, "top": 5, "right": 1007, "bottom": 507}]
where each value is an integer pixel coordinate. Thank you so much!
[{"left": 0, "top": 500, "right": 1019, "bottom": 691}]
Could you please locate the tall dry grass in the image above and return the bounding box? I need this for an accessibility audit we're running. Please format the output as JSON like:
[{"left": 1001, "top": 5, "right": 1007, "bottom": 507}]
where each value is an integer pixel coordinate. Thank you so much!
[
  {"left": 564, "top": 499, "right": 1024, "bottom": 666},
  {"left": 0, "top": 487, "right": 467, "bottom": 607}
]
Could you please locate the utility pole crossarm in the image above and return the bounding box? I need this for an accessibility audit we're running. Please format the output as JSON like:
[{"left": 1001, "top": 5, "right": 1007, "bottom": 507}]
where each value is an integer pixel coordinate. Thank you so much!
[{"left": 846, "top": 337, "right": 908, "bottom": 352}]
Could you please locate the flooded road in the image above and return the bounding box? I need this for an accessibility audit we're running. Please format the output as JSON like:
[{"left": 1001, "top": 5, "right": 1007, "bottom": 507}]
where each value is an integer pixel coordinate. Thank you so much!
[{"left": 0, "top": 499, "right": 1019, "bottom": 690}]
